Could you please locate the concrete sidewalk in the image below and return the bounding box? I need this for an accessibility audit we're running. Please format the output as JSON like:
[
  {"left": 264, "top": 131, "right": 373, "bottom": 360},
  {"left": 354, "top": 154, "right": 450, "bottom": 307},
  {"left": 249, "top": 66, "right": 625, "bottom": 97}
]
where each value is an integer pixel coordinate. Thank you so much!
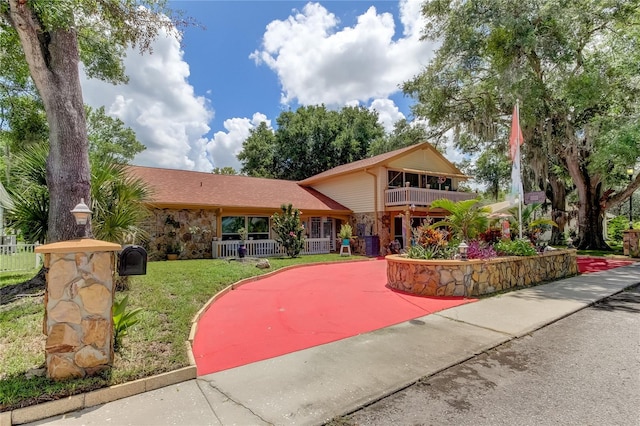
[{"left": 23, "top": 262, "right": 640, "bottom": 426}]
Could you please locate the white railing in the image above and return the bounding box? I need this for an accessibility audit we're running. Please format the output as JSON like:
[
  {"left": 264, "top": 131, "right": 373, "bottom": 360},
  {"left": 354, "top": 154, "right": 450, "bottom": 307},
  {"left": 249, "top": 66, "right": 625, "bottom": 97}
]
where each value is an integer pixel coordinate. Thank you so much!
[
  {"left": 384, "top": 187, "right": 476, "bottom": 207},
  {"left": 212, "top": 238, "right": 330, "bottom": 259},
  {"left": 0, "top": 243, "right": 42, "bottom": 272}
]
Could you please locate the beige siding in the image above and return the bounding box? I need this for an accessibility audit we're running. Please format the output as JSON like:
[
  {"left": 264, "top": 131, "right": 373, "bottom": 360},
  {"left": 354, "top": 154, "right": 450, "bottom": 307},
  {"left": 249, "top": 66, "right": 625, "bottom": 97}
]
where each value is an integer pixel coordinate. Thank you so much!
[
  {"left": 310, "top": 171, "right": 375, "bottom": 213},
  {"left": 387, "top": 148, "right": 455, "bottom": 173}
]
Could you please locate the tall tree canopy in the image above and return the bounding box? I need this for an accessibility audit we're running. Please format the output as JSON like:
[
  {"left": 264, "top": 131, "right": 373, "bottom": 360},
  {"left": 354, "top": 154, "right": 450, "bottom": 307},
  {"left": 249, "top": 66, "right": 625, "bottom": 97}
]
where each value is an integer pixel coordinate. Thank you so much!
[
  {"left": 239, "top": 105, "right": 385, "bottom": 181},
  {"left": 0, "top": 0, "right": 179, "bottom": 242},
  {"left": 404, "top": 0, "right": 640, "bottom": 249}
]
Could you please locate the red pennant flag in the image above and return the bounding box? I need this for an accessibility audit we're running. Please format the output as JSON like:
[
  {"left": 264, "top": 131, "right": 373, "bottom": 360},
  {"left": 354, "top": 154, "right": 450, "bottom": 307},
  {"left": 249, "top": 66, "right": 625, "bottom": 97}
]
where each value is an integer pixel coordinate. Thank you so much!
[{"left": 509, "top": 103, "right": 523, "bottom": 162}]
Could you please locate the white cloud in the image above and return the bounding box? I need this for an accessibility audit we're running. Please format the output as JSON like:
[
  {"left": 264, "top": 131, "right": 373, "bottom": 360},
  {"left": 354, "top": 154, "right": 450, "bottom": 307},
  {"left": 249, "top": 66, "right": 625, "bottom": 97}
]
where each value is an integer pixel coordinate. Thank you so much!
[
  {"left": 80, "top": 30, "right": 214, "bottom": 172},
  {"left": 369, "top": 98, "right": 405, "bottom": 132},
  {"left": 251, "top": 0, "right": 437, "bottom": 109},
  {"left": 206, "top": 113, "right": 271, "bottom": 172}
]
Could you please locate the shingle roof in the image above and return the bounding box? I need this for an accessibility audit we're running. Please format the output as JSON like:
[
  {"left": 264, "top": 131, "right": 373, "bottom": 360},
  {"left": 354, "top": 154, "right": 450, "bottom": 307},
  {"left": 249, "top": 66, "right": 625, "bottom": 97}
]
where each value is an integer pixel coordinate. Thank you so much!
[
  {"left": 297, "top": 142, "right": 465, "bottom": 185},
  {"left": 127, "top": 166, "right": 351, "bottom": 213}
]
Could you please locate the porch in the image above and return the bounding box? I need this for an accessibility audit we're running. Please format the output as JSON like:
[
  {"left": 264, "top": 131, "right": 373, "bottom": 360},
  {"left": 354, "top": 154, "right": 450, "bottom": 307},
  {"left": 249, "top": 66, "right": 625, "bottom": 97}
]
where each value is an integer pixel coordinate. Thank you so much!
[
  {"left": 385, "top": 187, "right": 476, "bottom": 207},
  {"left": 212, "top": 238, "right": 331, "bottom": 259}
]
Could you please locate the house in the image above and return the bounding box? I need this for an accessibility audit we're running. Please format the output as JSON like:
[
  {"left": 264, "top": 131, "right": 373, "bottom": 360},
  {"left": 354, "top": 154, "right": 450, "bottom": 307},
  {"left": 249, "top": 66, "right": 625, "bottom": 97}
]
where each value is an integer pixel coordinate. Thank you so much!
[{"left": 130, "top": 142, "right": 474, "bottom": 260}]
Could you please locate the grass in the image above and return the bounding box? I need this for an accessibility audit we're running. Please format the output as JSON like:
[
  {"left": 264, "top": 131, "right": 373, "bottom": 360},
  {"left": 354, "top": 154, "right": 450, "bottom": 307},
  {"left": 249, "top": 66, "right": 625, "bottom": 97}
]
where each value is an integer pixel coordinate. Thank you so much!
[
  {"left": 0, "top": 254, "right": 364, "bottom": 411},
  {"left": 0, "top": 269, "right": 40, "bottom": 287}
]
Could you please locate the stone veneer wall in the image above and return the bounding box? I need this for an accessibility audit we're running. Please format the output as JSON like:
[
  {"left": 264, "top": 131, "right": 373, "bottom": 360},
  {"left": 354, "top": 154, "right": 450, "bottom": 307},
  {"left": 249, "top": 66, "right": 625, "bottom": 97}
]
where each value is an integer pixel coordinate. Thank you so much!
[
  {"left": 386, "top": 250, "right": 578, "bottom": 297},
  {"left": 37, "top": 240, "right": 121, "bottom": 381},
  {"left": 349, "top": 212, "right": 392, "bottom": 256},
  {"left": 144, "top": 208, "right": 218, "bottom": 260},
  {"left": 623, "top": 229, "right": 640, "bottom": 258}
]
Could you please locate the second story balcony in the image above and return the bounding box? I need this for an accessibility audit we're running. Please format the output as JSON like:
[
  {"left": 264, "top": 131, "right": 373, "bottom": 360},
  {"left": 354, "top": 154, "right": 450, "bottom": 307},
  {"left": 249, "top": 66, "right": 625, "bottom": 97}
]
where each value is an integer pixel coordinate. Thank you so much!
[{"left": 384, "top": 187, "right": 476, "bottom": 208}]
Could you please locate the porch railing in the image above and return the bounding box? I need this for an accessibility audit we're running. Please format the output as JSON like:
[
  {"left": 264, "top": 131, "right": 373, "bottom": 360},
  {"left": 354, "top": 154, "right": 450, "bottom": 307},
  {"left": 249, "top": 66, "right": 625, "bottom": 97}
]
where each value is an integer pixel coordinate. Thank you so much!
[
  {"left": 0, "top": 243, "right": 42, "bottom": 272},
  {"left": 384, "top": 187, "right": 476, "bottom": 207},
  {"left": 212, "top": 238, "right": 330, "bottom": 259}
]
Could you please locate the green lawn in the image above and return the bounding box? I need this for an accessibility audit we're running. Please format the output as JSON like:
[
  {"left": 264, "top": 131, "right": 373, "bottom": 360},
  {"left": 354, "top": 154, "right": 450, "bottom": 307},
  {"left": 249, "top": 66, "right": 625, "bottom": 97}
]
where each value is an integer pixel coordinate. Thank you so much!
[{"left": 0, "top": 254, "right": 364, "bottom": 411}]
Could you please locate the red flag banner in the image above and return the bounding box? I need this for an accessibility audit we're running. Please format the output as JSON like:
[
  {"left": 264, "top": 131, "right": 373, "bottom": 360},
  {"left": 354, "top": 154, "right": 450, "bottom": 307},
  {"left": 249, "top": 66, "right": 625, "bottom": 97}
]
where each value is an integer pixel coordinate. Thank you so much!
[{"left": 509, "top": 103, "right": 523, "bottom": 162}]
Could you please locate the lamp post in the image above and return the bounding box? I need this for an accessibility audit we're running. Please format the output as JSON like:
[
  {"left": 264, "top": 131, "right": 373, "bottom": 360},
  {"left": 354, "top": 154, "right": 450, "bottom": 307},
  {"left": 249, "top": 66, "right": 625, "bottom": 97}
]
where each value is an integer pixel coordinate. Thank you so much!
[
  {"left": 458, "top": 241, "right": 468, "bottom": 260},
  {"left": 627, "top": 168, "right": 634, "bottom": 229},
  {"left": 70, "top": 198, "right": 92, "bottom": 238}
]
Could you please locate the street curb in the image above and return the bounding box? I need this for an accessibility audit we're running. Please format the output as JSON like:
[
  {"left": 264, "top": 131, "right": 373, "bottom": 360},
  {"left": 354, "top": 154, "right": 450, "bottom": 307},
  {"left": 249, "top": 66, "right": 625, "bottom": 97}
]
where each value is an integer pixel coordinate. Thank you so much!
[{"left": 8, "top": 366, "right": 196, "bottom": 425}]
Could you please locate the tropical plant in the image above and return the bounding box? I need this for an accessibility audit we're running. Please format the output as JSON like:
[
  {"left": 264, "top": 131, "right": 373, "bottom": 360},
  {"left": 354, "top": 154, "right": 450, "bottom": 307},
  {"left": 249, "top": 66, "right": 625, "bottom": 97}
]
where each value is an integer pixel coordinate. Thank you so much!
[
  {"left": 338, "top": 223, "right": 353, "bottom": 241},
  {"left": 6, "top": 145, "right": 150, "bottom": 244},
  {"left": 90, "top": 160, "right": 150, "bottom": 244},
  {"left": 508, "top": 203, "right": 557, "bottom": 245},
  {"left": 479, "top": 228, "right": 502, "bottom": 245},
  {"left": 271, "top": 204, "right": 305, "bottom": 258},
  {"left": 466, "top": 240, "right": 498, "bottom": 260},
  {"left": 430, "top": 198, "right": 490, "bottom": 241},
  {"left": 237, "top": 227, "right": 248, "bottom": 242},
  {"left": 5, "top": 143, "right": 49, "bottom": 242},
  {"left": 112, "top": 295, "right": 143, "bottom": 351},
  {"left": 406, "top": 244, "right": 442, "bottom": 260},
  {"left": 495, "top": 239, "right": 537, "bottom": 257},
  {"left": 413, "top": 221, "right": 448, "bottom": 248}
]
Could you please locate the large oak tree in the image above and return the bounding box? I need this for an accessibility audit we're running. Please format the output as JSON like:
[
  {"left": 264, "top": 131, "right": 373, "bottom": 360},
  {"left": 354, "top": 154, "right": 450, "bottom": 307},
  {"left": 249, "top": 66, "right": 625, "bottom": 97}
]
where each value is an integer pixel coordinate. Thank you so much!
[
  {"left": 405, "top": 0, "right": 640, "bottom": 249},
  {"left": 0, "top": 0, "right": 179, "bottom": 242}
]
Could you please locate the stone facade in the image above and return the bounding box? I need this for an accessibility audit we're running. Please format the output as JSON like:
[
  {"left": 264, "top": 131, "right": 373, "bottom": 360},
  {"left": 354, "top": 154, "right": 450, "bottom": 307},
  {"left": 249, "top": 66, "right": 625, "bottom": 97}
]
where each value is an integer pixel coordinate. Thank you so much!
[
  {"left": 386, "top": 250, "right": 579, "bottom": 297},
  {"left": 36, "top": 240, "right": 121, "bottom": 381},
  {"left": 623, "top": 229, "right": 640, "bottom": 258},
  {"left": 348, "top": 212, "right": 393, "bottom": 256},
  {"left": 143, "top": 208, "right": 217, "bottom": 261}
]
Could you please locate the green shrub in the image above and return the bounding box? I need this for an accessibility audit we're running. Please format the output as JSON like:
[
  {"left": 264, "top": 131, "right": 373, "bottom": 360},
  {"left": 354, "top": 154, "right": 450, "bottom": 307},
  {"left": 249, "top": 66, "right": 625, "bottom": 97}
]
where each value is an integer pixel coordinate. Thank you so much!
[
  {"left": 495, "top": 238, "right": 537, "bottom": 256},
  {"left": 271, "top": 204, "right": 305, "bottom": 258},
  {"left": 607, "top": 215, "right": 629, "bottom": 243}
]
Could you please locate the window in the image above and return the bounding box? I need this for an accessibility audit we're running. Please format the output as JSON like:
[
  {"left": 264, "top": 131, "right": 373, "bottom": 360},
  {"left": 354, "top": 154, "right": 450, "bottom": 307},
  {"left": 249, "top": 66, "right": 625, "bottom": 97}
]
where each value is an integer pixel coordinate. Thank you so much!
[
  {"left": 248, "top": 217, "right": 270, "bottom": 240},
  {"left": 405, "top": 173, "right": 420, "bottom": 188},
  {"left": 387, "top": 170, "right": 403, "bottom": 188},
  {"left": 221, "top": 216, "right": 270, "bottom": 240}
]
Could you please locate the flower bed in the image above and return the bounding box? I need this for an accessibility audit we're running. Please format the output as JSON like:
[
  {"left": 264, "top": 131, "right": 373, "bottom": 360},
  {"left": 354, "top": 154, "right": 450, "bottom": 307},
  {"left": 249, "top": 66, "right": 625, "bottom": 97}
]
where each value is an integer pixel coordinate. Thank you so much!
[{"left": 386, "top": 249, "right": 578, "bottom": 297}]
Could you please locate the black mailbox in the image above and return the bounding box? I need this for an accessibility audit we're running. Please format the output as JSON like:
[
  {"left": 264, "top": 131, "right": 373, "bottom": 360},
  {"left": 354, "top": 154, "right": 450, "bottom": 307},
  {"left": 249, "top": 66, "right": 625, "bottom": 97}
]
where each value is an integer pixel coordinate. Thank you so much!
[{"left": 118, "top": 245, "right": 148, "bottom": 276}]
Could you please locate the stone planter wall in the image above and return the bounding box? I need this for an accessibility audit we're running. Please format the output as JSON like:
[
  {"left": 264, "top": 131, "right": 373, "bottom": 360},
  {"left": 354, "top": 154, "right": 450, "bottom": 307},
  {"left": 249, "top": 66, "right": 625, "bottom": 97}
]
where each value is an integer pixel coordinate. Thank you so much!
[
  {"left": 36, "top": 239, "right": 121, "bottom": 380},
  {"left": 386, "top": 250, "right": 578, "bottom": 297}
]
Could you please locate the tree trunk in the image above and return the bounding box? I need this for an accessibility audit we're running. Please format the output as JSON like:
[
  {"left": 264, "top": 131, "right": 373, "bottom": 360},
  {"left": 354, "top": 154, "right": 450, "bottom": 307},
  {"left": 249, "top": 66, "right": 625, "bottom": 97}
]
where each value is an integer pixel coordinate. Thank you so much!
[
  {"left": 548, "top": 173, "right": 567, "bottom": 245},
  {"left": 564, "top": 142, "right": 610, "bottom": 250},
  {"left": 8, "top": 1, "right": 91, "bottom": 242},
  {"left": 575, "top": 185, "right": 610, "bottom": 250}
]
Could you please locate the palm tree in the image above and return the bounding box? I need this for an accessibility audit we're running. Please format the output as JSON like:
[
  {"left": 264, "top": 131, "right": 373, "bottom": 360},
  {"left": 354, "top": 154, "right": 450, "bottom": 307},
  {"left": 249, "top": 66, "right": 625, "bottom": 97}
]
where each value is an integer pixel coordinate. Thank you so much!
[
  {"left": 430, "top": 198, "right": 491, "bottom": 241},
  {"left": 5, "top": 144, "right": 49, "bottom": 242},
  {"left": 6, "top": 144, "right": 150, "bottom": 244},
  {"left": 90, "top": 160, "right": 150, "bottom": 244},
  {"left": 508, "top": 203, "right": 557, "bottom": 244}
]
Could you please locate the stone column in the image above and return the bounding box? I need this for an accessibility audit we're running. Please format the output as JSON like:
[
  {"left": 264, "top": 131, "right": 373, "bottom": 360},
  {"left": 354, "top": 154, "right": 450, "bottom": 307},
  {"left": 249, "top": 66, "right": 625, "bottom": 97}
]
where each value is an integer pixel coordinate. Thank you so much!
[
  {"left": 35, "top": 239, "right": 121, "bottom": 381},
  {"left": 623, "top": 229, "right": 640, "bottom": 258}
]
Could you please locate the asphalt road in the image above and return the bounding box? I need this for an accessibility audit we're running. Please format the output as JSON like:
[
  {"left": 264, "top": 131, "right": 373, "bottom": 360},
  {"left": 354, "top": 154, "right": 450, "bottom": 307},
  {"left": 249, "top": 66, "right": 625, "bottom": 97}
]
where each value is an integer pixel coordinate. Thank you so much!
[{"left": 335, "top": 285, "right": 640, "bottom": 426}]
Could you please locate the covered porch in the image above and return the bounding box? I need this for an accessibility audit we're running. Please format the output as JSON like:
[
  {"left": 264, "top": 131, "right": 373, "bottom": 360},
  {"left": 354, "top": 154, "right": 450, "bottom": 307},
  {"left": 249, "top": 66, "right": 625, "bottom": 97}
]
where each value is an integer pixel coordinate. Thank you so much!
[{"left": 212, "top": 238, "right": 331, "bottom": 259}]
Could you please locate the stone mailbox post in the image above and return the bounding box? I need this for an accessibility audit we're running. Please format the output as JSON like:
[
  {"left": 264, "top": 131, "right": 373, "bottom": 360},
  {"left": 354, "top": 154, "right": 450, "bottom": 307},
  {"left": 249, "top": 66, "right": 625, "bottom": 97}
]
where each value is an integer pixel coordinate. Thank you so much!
[
  {"left": 623, "top": 229, "right": 640, "bottom": 258},
  {"left": 35, "top": 239, "right": 121, "bottom": 381}
]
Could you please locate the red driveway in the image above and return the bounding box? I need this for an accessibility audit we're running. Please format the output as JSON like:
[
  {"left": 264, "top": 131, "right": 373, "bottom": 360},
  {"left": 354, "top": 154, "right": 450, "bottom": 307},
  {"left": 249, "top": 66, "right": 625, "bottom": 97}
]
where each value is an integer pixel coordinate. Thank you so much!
[{"left": 192, "top": 259, "right": 475, "bottom": 375}]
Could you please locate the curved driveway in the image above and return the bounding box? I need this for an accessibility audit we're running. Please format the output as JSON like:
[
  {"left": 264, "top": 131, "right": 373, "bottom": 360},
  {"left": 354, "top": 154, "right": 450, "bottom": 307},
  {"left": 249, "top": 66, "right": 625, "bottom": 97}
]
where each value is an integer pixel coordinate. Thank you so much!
[{"left": 192, "top": 259, "right": 475, "bottom": 375}]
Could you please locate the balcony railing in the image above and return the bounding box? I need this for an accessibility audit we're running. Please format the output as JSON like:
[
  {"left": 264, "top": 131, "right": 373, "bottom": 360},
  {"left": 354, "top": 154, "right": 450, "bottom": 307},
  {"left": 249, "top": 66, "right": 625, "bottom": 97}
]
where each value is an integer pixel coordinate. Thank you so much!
[
  {"left": 384, "top": 187, "right": 476, "bottom": 207},
  {"left": 212, "top": 238, "right": 330, "bottom": 259}
]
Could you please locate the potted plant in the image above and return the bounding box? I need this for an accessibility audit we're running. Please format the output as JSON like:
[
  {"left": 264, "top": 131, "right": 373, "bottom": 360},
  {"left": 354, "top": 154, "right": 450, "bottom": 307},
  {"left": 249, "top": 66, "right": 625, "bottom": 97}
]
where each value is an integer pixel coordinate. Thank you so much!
[
  {"left": 165, "top": 232, "right": 182, "bottom": 260},
  {"left": 165, "top": 240, "right": 182, "bottom": 260},
  {"left": 338, "top": 224, "right": 353, "bottom": 246},
  {"left": 237, "top": 227, "right": 248, "bottom": 258}
]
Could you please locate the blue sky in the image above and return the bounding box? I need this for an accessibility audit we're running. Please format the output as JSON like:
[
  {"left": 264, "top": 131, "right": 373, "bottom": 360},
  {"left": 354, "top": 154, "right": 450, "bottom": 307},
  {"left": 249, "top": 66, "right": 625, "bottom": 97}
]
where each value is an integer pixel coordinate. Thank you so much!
[{"left": 80, "top": 0, "right": 441, "bottom": 172}]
